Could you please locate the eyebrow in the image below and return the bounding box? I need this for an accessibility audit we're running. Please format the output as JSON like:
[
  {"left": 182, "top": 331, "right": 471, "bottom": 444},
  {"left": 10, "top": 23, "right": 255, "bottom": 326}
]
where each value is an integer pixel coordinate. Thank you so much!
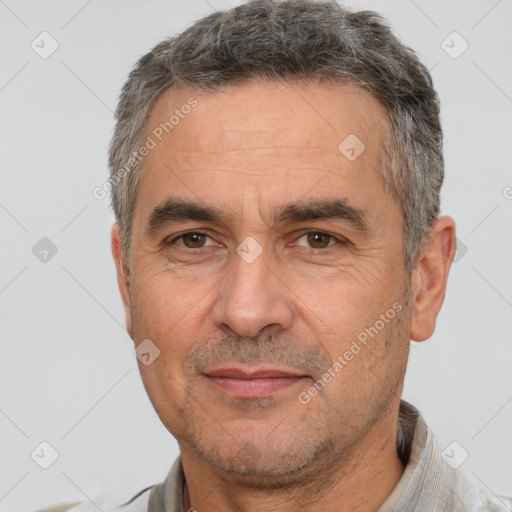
[
  {"left": 271, "top": 198, "right": 369, "bottom": 233},
  {"left": 147, "top": 197, "right": 370, "bottom": 235}
]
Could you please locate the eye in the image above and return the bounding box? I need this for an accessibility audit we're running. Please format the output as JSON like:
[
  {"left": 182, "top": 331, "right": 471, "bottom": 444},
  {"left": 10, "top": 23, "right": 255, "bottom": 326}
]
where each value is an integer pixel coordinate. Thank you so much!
[
  {"left": 169, "top": 231, "right": 215, "bottom": 249},
  {"left": 295, "top": 231, "right": 346, "bottom": 250}
]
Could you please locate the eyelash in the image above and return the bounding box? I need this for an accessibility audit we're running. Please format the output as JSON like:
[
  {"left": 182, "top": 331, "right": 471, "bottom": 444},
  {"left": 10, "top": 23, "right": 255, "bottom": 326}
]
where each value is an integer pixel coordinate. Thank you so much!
[{"left": 167, "top": 230, "right": 348, "bottom": 254}]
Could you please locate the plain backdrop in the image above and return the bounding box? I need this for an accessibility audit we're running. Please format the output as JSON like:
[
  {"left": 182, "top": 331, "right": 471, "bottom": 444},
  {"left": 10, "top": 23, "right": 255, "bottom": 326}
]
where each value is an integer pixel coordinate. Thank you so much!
[{"left": 1, "top": 1, "right": 511, "bottom": 511}]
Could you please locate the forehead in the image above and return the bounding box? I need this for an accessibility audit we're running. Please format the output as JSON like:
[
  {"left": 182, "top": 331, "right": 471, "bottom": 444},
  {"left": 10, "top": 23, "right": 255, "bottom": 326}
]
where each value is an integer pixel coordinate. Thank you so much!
[
  {"left": 148, "top": 79, "right": 387, "bottom": 151},
  {"left": 136, "top": 79, "right": 392, "bottom": 225}
]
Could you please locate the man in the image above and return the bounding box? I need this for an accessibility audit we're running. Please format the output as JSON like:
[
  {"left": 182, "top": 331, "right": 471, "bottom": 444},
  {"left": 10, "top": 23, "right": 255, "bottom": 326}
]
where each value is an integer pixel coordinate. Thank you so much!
[{"left": 41, "top": 0, "right": 511, "bottom": 511}]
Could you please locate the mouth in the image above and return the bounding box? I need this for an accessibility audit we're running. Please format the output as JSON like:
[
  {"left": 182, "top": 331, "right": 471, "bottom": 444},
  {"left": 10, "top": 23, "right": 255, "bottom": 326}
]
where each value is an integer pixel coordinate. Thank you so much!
[{"left": 204, "top": 365, "right": 310, "bottom": 399}]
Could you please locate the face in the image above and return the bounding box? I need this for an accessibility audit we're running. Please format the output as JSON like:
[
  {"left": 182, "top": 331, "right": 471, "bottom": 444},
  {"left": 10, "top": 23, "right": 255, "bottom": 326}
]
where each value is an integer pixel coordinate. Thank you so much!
[{"left": 115, "top": 80, "right": 416, "bottom": 484}]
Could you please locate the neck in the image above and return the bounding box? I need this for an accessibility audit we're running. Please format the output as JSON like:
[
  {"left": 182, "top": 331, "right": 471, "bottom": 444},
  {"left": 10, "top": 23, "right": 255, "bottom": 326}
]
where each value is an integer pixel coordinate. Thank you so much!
[{"left": 181, "top": 404, "right": 405, "bottom": 512}]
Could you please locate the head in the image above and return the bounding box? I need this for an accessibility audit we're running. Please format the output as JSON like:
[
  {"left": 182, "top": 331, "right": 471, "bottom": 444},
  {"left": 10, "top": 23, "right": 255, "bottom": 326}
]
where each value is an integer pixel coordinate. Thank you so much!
[{"left": 110, "top": 0, "right": 455, "bottom": 487}]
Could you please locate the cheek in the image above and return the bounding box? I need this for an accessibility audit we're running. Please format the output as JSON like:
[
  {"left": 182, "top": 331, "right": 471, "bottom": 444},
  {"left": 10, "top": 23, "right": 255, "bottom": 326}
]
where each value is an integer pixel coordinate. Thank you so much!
[
  {"left": 298, "top": 276, "right": 410, "bottom": 376},
  {"left": 129, "top": 274, "right": 200, "bottom": 372},
  {"left": 321, "top": 311, "right": 409, "bottom": 410},
  {"left": 131, "top": 263, "right": 203, "bottom": 323},
  {"left": 130, "top": 281, "right": 196, "bottom": 419},
  {"left": 295, "top": 269, "right": 396, "bottom": 334}
]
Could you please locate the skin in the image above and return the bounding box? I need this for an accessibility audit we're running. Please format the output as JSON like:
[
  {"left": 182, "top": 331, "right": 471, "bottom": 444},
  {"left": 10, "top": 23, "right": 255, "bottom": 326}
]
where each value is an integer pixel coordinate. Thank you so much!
[{"left": 111, "top": 79, "right": 456, "bottom": 512}]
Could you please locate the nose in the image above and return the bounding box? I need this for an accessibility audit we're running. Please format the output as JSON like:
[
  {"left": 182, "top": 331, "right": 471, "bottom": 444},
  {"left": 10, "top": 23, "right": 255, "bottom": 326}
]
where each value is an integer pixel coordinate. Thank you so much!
[{"left": 212, "top": 242, "right": 294, "bottom": 338}]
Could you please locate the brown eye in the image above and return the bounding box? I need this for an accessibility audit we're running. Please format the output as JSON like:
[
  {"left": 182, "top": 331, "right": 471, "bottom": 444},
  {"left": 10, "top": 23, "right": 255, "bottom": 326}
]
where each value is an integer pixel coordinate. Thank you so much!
[
  {"left": 182, "top": 233, "right": 207, "bottom": 248},
  {"left": 305, "top": 232, "right": 332, "bottom": 249},
  {"left": 293, "top": 231, "right": 349, "bottom": 255}
]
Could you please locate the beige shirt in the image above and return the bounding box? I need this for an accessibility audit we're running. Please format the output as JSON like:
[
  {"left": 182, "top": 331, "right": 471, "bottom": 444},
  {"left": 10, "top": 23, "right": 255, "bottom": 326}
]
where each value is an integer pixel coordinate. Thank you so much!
[{"left": 38, "top": 400, "right": 512, "bottom": 512}]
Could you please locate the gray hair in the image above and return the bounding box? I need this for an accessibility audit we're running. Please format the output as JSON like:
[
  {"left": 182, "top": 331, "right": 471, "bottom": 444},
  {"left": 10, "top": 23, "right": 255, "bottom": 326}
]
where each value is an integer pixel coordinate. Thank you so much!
[{"left": 109, "top": 0, "right": 443, "bottom": 273}]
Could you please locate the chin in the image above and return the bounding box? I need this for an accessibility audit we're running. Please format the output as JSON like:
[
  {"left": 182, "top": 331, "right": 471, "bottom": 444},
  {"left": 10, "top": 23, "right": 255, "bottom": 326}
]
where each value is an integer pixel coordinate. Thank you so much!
[{"left": 185, "top": 425, "right": 337, "bottom": 487}]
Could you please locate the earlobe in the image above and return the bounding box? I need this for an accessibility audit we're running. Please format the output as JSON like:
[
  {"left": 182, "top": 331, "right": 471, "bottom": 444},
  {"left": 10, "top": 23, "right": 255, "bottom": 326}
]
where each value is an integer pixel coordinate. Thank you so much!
[
  {"left": 111, "top": 223, "right": 133, "bottom": 336},
  {"left": 410, "top": 216, "right": 456, "bottom": 342}
]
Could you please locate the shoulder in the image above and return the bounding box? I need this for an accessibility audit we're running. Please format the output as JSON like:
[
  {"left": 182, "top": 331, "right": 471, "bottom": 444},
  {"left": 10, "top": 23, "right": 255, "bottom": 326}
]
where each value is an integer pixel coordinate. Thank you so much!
[
  {"left": 393, "top": 402, "right": 511, "bottom": 512},
  {"left": 442, "top": 465, "right": 512, "bottom": 512}
]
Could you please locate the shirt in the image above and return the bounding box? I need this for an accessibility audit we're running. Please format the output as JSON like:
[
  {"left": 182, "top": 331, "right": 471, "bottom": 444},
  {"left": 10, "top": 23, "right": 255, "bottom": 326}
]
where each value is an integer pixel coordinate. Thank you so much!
[{"left": 38, "top": 400, "right": 512, "bottom": 512}]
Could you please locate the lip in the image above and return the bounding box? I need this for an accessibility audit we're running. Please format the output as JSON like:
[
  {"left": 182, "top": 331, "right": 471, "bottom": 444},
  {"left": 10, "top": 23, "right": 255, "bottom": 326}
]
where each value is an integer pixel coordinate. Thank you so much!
[{"left": 204, "top": 365, "right": 309, "bottom": 398}]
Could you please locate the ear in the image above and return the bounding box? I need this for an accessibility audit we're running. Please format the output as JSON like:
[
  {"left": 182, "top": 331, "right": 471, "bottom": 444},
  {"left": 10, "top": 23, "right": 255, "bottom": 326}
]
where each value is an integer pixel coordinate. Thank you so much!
[
  {"left": 111, "top": 223, "right": 133, "bottom": 337},
  {"left": 410, "top": 216, "right": 456, "bottom": 342}
]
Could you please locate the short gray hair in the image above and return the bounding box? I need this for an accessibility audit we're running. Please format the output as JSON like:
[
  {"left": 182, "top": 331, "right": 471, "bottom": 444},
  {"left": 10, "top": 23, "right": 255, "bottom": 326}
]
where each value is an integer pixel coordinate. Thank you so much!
[{"left": 109, "top": 0, "right": 443, "bottom": 273}]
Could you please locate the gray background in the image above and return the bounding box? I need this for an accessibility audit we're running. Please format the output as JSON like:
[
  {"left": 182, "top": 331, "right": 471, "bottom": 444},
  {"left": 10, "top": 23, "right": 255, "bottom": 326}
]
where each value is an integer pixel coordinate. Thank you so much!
[{"left": 1, "top": 0, "right": 511, "bottom": 510}]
